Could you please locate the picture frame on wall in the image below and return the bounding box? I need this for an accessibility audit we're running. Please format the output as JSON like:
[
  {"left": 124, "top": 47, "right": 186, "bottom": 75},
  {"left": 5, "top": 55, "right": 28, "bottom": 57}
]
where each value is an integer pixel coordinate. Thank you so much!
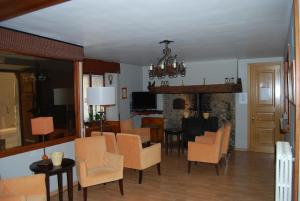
[
  {"left": 288, "top": 60, "right": 295, "bottom": 103},
  {"left": 122, "top": 87, "right": 127, "bottom": 99}
]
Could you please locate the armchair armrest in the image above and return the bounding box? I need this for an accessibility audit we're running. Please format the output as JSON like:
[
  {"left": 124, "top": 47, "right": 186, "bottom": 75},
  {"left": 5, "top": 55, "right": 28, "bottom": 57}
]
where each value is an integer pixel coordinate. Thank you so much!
[
  {"left": 188, "top": 141, "right": 220, "bottom": 164},
  {"left": 76, "top": 159, "right": 87, "bottom": 184},
  {"left": 204, "top": 131, "right": 216, "bottom": 138},
  {"left": 1, "top": 174, "right": 46, "bottom": 196},
  {"left": 195, "top": 136, "right": 215, "bottom": 144},
  {"left": 141, "top": 143, "right": 161, "bottom": 169},
  {"left": 104, "top": 152, "right": 124, "bottom": 171}
]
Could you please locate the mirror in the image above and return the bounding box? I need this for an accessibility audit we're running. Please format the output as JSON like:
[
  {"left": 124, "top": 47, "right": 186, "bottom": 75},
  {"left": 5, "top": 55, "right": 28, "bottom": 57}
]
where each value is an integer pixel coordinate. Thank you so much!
[{"left": 0, "top": 51, "right": 75, "bottom": 151}]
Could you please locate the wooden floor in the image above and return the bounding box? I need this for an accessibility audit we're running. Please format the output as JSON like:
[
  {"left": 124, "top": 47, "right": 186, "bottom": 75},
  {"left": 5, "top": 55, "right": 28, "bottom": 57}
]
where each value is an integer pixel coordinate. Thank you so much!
[{"left": 52, "top": 150, "right": 274, "bottom": 201}]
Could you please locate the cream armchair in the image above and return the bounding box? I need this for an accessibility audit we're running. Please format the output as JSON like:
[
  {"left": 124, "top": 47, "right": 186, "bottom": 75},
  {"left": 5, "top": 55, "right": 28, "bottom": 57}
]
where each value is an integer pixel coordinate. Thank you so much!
[
  {"left": 0, "top": 174, "right": 46, "bottom": 201},
  {"left": 91, "top": 131, "right": 119, "bottom": 153},
  {"left": 75, "top": 136, "right": 124, "bottom": 201},
  {"left": 116, "top": 133, "right": 161, "bottom": 184},
  {"left": 195, "top": 122, "right": 232, "bottom": 173},
  {"left": 120, "top": 119, "right": 151, "bottom": 144},
  {"left": 188, "top": 128, "right": 224, "bottom": 175}
]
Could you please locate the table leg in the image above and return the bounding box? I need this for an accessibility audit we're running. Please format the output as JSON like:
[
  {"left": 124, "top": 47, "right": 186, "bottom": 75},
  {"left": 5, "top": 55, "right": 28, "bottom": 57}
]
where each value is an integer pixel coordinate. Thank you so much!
[
  {"left": 67, "top": 168, "right": 74, "bottom": 201},
  {"left": 57, "top": 172, "right": 63, "bottom": 201},
  {"left": 165, "top": 132, "right": 168, "bottom": 155},
  {"left": 177, "top": 133, "right": 180, "bottom": 156},
  {"left": 181, "top": 133, "right": 184, "bottom": 154},
  {"left": 45, "top": 175, "right": 50, "bottom": 201}
]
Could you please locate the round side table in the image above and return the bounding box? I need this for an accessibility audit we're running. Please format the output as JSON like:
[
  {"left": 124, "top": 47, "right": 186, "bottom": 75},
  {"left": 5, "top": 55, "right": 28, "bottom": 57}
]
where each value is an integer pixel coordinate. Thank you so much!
[{"left": 30, "top": 158, "right": 75, "bottom": 201}]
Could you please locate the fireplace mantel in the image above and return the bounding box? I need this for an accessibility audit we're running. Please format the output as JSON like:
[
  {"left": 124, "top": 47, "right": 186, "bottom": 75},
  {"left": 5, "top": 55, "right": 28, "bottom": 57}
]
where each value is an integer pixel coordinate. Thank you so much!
[{"left": 148, "top": 82, "right": 242, "bottom": 94}]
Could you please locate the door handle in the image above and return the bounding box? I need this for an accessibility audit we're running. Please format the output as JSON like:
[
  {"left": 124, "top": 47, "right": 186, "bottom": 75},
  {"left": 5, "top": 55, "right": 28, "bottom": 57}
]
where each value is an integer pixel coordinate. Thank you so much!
[{"left": 251, "top": 116, "right": 255, "bottom": 121}]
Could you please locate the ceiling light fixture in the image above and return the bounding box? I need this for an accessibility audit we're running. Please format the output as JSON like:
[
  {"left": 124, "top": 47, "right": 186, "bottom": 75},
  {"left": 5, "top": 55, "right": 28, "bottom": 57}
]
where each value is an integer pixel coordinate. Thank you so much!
[{"left": 149, "top": 40, "right": 186, "bottom": 79}]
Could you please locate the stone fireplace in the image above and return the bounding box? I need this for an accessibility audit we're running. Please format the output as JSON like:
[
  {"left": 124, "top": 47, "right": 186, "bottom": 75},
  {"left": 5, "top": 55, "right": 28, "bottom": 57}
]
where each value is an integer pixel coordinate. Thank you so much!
[{"left": 163, "top": 93, "right": 235, "bottom": 146}]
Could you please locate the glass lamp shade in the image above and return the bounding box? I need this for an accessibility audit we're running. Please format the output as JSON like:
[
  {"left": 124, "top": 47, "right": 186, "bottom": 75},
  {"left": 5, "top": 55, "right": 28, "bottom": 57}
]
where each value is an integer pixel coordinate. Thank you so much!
[{"left": 87, "top": 87, "right": 115, "bottom": 106}]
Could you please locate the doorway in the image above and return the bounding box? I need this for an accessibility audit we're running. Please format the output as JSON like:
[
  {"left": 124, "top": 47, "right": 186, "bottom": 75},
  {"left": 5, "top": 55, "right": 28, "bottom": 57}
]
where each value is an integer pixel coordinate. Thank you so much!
[{"left": 248, "top": 62, "right": 281, "bottom": 153}]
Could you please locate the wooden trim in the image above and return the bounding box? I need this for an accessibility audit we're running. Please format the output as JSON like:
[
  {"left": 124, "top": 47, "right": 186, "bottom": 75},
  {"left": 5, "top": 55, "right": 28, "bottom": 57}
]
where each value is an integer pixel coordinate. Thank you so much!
[
  {"left": 148, "top": 83, "right": 242, "bottom": 94},
  {"left": 0, "top": 136, "right": 76, "bottom": 158},
  {"left": 293, "top": 0, "right": 300, "bottom": 199},
  {"left": 83, "top": 59, "right": 120, "bottom": 74},
  {"left": 0, "top": 0, "right": 68, "bottom": 21},
  {"left": 74, "top": 62, "right": 81, "bottom": 138},
  {"left": 0, "top": 27, "right": 84, "bottom": 61}
]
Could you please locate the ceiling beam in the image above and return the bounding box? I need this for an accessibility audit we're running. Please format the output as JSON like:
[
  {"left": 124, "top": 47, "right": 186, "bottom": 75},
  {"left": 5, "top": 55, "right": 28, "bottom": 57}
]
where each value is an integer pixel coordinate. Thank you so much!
[{"left": 0, "top": 0, "right": 68, "bottom": 21}]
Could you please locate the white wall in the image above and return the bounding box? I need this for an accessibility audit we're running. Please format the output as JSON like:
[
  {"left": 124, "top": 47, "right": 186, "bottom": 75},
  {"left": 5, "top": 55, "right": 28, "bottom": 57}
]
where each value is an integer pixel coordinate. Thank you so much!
[
  {"left": 105, "top": 73, "right": 120, "bottom": 121},
  {"left": 142, "top": 57, "right": 283, "bottom": 150},
  {"left": 0, "top": 141, "right": 76, "bottom": 191},
  {"left": 119, "top": 63, "right": 143, "bottom": 126}
]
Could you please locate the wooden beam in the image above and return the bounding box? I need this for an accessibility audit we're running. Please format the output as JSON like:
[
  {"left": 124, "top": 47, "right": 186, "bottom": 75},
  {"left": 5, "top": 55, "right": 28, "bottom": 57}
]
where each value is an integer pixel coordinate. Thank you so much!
[
  {"left": 83, "top": 59, "right": 120, "bottom": 74},
  {"left": 0, "top": 0, "right": 68, "bottom": 21},
  {"left": 293, "top": 0, "right": 300, "bottom": 199},
  {"left": 148, "top": 83, "right": 242, "bottom": 94}
]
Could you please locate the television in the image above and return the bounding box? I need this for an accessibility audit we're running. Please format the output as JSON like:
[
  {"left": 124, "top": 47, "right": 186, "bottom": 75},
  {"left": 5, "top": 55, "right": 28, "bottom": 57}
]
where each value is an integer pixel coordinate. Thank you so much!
[{"left": 132, "top": 92, "right": 157, "bottom": 110}]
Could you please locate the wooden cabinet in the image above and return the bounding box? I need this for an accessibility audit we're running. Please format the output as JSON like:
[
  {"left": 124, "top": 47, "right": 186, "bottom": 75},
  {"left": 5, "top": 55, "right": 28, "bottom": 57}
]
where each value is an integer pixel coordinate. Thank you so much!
[
  {"left": 141, "top": 117, "right": 164, "bottom": 143},
  {"left": 84, "top": 120, "right": 120, "bottom": 137}
]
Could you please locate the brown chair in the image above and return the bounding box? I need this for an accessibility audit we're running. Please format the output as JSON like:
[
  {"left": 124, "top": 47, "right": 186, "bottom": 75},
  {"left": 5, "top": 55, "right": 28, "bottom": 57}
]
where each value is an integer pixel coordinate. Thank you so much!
[
  {"left": 195, "top": 122, "right": 232, "bottom": 173},
  {"left": 75, "top": 136, "right": 124, "bottom": 201},
  {"left": 120, "top": 119, "right": 151, "bottom": 144},
  {"left": 116, "top": 133, "right": 161, "bottom": 184},
  {"left": 188, "top": 128, "right": 224, "bottom": 175},
  {"left": 0, "top": 174, "right": 46, "bottom": 201},
  {"left": 91, "top": 131, "right": 119, "bottom": 153}
]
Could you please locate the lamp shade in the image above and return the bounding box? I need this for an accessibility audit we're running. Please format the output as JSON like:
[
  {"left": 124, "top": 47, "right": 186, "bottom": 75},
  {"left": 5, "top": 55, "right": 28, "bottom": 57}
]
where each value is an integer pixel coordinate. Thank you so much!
[
  {"left": 31, "top": 117, "right": 54, "bottom": 135},
  {"left": 87, "top": 87, "right": 115, "bottom": 106}
]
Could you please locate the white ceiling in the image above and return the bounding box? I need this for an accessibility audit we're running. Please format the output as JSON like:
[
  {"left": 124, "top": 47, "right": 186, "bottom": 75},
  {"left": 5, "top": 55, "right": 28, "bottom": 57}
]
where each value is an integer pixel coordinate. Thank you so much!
[{"left": 0, "top": 0, "right": 293, "bottom": 65}]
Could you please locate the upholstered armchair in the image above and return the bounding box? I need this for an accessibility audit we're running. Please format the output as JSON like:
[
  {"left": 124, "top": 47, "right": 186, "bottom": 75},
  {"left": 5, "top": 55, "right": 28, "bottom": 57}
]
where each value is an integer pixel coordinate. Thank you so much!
[
  {"left": 195, "top": 122, "right": 232, "bottom": 163},
  {"left": 188, "top": 128, "right": 224, "bottom": 175},
  {"left": 120, "top": 119, "right": 151, "bottom": 144},
  {"left": 0, "top": 174, "right": 46, "bottom": 201},
  {"left": 91, "top": 131, "right": 119, "bottom": 153},
  {"left": 75, "top": 136, "right": 124, "bottom": 201},
  {"left": 116, "top": 133, "right": 161, "bottom": 184}
]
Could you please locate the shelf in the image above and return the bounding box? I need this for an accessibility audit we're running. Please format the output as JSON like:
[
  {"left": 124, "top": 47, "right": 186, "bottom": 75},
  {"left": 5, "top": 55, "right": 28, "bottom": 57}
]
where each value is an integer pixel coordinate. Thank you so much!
[
  {"left": 148, "top": 83, "right": 242, "bottom": 94},
  {"left": 132, "top": 110, "right": 163, "bottom": 115}
]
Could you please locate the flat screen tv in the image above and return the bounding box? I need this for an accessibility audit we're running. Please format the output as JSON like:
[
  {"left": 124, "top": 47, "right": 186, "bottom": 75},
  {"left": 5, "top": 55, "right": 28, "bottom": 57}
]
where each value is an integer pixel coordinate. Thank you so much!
[{"left": 132, "top": 92, "right": 157, "bottom": 110}]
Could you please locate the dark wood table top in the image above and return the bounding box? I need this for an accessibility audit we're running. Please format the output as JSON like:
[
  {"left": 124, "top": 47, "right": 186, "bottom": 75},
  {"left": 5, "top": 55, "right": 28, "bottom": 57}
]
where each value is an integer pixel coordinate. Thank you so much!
[{"left": 30, "top": 158, "right": 75, "bottom": 175}]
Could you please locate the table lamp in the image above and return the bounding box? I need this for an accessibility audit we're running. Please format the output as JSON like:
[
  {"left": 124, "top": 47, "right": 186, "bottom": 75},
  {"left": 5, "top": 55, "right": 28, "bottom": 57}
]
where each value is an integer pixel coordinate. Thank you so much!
[
  {"left": 31, "top": 117, "right": 54, "bottom": 160},
  {"left": 87, "top": 87, "right": 115, "bottom": 135}
]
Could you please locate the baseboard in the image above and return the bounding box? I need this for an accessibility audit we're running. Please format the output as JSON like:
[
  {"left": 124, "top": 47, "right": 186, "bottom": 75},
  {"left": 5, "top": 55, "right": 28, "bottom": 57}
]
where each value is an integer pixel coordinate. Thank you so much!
[
  {"left": 234, "top": 148, "right": 248, "bottom": 152},
  {"left": 50, "top": 180, "right": 78, "bottom": 196}
]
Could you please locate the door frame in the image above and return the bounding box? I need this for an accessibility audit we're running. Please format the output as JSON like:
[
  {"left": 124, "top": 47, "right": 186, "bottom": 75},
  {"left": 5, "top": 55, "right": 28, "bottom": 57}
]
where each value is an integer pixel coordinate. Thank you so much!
[{"left": 247, "top": 62, "right": 282, "bottom": 152}]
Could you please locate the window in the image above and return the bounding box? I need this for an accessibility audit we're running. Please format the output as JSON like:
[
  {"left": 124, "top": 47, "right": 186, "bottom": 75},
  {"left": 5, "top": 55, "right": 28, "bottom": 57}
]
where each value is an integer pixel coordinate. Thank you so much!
[{"left": 83, "top": 74, "right": 104, "bottom": 122}]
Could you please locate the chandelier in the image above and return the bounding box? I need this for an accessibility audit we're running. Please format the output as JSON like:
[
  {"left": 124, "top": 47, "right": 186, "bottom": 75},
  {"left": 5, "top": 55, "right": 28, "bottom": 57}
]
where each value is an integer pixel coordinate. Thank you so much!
[{"left": 149, "top": 40, "right": 186, "bottom": 79}]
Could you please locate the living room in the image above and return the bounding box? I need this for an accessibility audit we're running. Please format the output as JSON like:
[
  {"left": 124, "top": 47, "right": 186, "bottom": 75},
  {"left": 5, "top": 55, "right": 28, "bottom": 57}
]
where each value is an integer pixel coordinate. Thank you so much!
[{"left": 0, "top": 0, "right": 299, "bottom": 201}]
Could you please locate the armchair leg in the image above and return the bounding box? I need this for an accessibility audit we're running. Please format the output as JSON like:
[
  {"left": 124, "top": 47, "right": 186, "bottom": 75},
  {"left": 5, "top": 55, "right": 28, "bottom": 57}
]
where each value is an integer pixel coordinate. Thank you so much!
[
  {"left": 118, "top": 179, "right": 124, "bottom": 195},
  {"left": 157, "top": 163, "right": 161, "bottom": 175},
  {"left": 188, "top": 161, "right": 191, "bottom": 173},
  {"left": 215, "top": 164, "right": 219, "bottom": 176},
  {"left": 139, "top": 170, "right": 143, "bottom": 184},
  {"left": 83, "top": 187, "right": 87, "bottom": 201},
  {"left": 78, "top": 182, "right": 81, "bottom": 191}
]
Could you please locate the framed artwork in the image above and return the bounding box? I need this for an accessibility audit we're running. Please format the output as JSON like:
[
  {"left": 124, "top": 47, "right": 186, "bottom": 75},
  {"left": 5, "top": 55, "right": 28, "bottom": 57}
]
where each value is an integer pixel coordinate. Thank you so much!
[
  {"left": 122, "top": 87, "right": 127, "bottom": 99},
  {"left": 288, "top": 60, "right": 295, "bottom": 103}
]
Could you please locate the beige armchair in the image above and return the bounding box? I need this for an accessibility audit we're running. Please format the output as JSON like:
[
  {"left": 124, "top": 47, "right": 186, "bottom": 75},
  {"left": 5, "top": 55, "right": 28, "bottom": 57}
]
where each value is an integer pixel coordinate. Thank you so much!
[
  {"left": 0, "top": 174, "right": 46, "bottom": 201},
  {"left": 75, "top": 136, "right": 124, "bottom": 201},
  {"left": 120, "top": 119, "right": 151, "bottom": 144},
  {"left": 188, "top": 128, "right": 224, "bottom": 175},
  {"left": 116, "top": 133, "right": 161, "bottom": 184},
  {"left": 91, "top": 131, "right": 119, "bottom": 153},
  {"left": 195, "top": 122, "right": 232, "bottom": 172}
]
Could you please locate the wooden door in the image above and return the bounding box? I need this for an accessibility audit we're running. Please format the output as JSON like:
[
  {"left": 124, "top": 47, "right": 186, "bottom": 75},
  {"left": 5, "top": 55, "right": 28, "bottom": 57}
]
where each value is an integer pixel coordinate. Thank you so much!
[{"left": 249, "top": 62, "right": 281, "bottom": 153}]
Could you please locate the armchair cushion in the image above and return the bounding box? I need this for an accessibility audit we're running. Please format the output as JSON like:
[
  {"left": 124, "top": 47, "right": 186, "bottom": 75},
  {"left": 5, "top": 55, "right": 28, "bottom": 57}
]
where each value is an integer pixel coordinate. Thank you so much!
[{"left": 0, "top": 174, "right": 46, "bottom": 201}]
